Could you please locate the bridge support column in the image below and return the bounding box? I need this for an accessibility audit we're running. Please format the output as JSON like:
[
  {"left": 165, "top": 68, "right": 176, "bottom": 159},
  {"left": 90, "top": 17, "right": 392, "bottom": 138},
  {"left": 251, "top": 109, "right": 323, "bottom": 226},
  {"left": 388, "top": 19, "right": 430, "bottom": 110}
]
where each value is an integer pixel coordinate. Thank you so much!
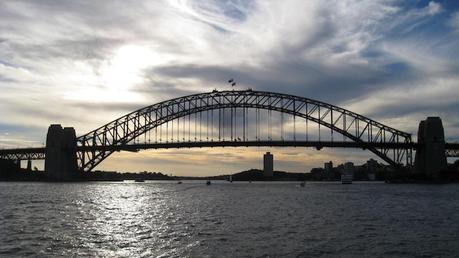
[
  {"left": 414, "top": 117, "right": 447, "bottom": 177},
  {"left": 26, "top": 159, "right": 32, "bottom": 171},
  {"left": 45, "top": 124, "right": 78, "bottom": 180}
]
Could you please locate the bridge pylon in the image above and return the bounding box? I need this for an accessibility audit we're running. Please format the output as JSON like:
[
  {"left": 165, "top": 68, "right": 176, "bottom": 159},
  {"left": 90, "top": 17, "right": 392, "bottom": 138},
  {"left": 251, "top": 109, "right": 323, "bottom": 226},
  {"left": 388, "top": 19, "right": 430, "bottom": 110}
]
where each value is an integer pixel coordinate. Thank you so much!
[
  {"left": 414, "top": 117, "right": 447, "bottom": 177},
  {"left": 45, "top": 124, "right": 78, "bottom": 180}
]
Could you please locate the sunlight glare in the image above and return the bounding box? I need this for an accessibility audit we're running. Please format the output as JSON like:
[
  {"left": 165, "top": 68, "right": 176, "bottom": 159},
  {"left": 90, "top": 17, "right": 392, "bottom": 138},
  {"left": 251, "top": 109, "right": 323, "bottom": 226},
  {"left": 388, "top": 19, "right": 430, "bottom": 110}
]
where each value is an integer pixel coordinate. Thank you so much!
[
  {"left": 63, "top": 45, "right": 159, "bottom": 103},
  {"left": 101, "top": 45, "right": 153, "bottom": 90}
]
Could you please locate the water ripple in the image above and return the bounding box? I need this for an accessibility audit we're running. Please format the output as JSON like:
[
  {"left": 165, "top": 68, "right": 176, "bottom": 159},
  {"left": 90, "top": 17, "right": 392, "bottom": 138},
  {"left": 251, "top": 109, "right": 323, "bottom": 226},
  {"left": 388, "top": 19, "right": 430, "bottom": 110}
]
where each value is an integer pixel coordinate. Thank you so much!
[{"left": 1, "top": 182, "right": 459, "bottom": 257}]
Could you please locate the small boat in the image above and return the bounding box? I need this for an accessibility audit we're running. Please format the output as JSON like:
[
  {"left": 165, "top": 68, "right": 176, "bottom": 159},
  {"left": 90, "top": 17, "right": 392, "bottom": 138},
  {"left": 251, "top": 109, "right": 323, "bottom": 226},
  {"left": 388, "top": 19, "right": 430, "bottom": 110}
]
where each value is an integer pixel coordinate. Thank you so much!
[
  {"left": 135, "top": 179, "right": 145, "bottom": 182},
  {"left": 177, "top": 181, "right": 182, "bottom": 184},
  {"left": 341, "top": 174, "right": 353, "bottom": 184},
  {"left": 300, "top": 182, "right": 305, "bottom": 187},
  {"left": 206, "top": 180, "right": 211, "bottom": 185}
]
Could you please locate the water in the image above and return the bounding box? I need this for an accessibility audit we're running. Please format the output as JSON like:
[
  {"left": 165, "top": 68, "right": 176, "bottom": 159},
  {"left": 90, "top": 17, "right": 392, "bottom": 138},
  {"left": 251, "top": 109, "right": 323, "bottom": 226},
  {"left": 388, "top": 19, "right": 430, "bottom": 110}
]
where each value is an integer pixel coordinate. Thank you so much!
[{"left": 1, "top": 181, "right": 459, "bottom": 257}]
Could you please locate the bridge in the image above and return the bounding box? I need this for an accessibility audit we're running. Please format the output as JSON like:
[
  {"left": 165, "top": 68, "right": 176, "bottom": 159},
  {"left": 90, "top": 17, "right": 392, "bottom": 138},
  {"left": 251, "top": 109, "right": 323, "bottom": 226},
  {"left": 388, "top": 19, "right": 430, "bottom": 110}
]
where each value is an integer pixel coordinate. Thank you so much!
[{"left": 1, "top": 90, "right": 458, "bottom": 180}]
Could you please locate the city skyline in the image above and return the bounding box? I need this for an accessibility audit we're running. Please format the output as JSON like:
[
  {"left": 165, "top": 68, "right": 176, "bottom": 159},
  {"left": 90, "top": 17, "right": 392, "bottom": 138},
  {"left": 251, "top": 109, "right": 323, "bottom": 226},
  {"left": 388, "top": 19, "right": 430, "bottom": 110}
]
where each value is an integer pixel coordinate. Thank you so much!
[{"left": 1, "top": 0, "right": 459, "bottom": 175}]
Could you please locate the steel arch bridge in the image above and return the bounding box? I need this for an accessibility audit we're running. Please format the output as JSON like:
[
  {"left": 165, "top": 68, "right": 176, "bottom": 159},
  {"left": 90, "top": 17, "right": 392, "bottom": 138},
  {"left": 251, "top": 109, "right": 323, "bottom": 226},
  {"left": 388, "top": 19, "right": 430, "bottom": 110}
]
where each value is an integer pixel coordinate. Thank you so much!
[{"left": 76, "top": 89, "right": 413, "bottom": 172}]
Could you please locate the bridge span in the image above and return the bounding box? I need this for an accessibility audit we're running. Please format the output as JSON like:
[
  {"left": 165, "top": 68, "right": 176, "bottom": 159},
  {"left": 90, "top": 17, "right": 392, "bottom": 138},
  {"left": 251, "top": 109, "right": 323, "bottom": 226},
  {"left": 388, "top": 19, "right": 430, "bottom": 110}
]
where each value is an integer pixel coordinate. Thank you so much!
[
  {"left": 2, "top": 141, "right": 458, "bottom": 160},
  {"left": 0, "top": 89, "right": 457, "bottom": 180}
]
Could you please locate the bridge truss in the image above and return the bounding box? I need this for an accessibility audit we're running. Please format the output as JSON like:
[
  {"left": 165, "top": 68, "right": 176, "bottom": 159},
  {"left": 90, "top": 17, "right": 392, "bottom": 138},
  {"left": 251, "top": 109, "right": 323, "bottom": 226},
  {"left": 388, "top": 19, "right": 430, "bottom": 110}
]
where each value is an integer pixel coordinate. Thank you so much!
[
  {"left": 446, "top": 147, "right": 459, "bottom": 158},
  {"left": 76, "top": 90, "right": 413, "bottom": 172},
  {"left": 0, "top": 147, "right": 45, "bottom": 160}
]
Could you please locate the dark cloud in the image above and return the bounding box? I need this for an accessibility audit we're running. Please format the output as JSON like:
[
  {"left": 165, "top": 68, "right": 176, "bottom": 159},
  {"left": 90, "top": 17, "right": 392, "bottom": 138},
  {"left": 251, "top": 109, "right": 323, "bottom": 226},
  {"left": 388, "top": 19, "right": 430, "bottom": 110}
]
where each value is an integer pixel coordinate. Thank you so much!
[
  {"left": 0, "top": 75, "right": 15, "bottom": 83},
  {"left": 149, "top": 57, "right": 416, "bottom": 106},
  {"left": 67, "top": 101, "right": 144, "bottom": 113},
  {"left": 365, "top": 96, "right": 459, "bottom": 119},
  {"left": 2, "top": 38, "right": 124, "bottom": 67}
]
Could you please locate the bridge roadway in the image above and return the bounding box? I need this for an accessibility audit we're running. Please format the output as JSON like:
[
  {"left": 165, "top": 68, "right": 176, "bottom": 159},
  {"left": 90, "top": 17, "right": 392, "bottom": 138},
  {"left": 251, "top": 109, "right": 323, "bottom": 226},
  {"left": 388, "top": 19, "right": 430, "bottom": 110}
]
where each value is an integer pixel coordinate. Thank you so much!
[{"left": 2, "top": 141, "right": 459, "bottom": 160}]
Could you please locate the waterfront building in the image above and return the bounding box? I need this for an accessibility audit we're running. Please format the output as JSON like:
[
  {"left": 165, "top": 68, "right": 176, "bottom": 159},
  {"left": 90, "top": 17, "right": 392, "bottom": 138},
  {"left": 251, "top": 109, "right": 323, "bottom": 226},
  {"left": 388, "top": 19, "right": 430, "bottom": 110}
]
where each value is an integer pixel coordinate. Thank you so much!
[
  {"left": 324, "top": 161, "right": 333, "bottom": 173},
  {"left": 367, "top": 159, "right": 378, "bottom": 181},
  {"left": 341, "top": 162, "right": 354, "bottom": 184},
  {"left": 343, "top": 162, "right": 354, "bottom": 175},
  {"left": 368, "top": 172, "right": 376, "bottom": 181}
]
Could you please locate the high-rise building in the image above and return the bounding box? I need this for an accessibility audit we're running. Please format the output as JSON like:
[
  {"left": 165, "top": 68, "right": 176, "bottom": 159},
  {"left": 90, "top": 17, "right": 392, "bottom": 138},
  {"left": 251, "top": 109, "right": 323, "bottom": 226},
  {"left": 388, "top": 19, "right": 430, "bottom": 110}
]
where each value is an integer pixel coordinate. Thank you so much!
[
  {"left": 367, "top": 159, "right": 377, "bottom": 181},
  {"left": 343, "top": 162, "right": 354, "bottom": 175},
  {"left": 341, "top": 162, "right": 354, "bottom": 184},
  {"left": 263, "top": 152, "right": 273, "bottom": 177},
  {"left": 324, "top": 161, "right": 333, "bottom": 173}
]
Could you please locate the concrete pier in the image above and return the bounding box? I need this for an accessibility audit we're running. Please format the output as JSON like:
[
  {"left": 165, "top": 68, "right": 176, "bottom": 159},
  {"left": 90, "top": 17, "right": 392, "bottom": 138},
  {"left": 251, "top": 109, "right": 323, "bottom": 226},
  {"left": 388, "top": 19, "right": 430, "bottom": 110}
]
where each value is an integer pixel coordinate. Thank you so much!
[
  {"left": 415, "top": 117, "right": 447, "bottom": 177},
  {"left": 45, "top": 124, "right": 77, "bottom": 180}
]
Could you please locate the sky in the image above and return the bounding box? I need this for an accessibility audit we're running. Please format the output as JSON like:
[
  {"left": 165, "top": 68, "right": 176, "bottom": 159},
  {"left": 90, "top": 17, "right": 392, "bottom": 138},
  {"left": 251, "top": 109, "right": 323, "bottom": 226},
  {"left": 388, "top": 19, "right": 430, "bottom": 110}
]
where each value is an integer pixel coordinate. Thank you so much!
[{"left": 1, "top": 0, "right": 459, "bottom": 176}]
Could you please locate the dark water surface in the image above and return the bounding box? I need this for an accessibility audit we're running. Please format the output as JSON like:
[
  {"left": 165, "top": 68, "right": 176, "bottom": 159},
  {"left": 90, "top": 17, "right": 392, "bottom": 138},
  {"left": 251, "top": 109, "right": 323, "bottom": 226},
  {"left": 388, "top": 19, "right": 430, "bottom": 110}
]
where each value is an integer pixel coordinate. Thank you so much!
[{"left": 1, "top": 181, "right": 459, "bottom": 257}]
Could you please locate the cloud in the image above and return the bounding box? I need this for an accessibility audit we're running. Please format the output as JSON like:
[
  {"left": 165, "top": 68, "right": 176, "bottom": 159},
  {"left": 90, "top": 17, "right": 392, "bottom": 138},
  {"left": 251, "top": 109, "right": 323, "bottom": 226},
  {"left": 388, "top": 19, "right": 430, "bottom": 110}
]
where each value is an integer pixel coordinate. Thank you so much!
[
  {"left": 451, "top": 11, "right": 459, "bottom": 32},
  {"left": 0, "top": 0, "right": 458, "bottom": 174},
  {"left": 427, "top": 1, "right": 441, "bottom": 15}
]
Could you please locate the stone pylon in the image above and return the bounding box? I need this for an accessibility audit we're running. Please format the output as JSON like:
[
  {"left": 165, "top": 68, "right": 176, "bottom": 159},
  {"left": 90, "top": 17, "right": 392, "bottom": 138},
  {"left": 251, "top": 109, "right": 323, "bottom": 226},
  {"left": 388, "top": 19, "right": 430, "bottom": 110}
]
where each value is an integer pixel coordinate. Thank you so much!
[
  {"left": 414, "top": 117, "right": 447, "bottom": 177},
  {"left": 45, "top": 124, "right": 78, "bottom": 180}
]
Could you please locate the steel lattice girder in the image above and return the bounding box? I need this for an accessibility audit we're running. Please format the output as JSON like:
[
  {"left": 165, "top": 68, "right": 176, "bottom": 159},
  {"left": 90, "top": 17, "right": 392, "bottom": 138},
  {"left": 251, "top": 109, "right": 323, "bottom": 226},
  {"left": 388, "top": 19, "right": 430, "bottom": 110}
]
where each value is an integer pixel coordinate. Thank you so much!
[
  {"left": 445, "top": 143, "right": 459, "bottom": 157},
  {"left": 0, "top": 147, "right": 45, "bottom": 160},
  {"left": 446, "top": 149, "right": 459, "bottom": 157},
  {"left": 76, "top": 90, "right": 413, "bottom": 172},
  {"left": 76, "top": 141, "right": 416, "bottom": 152}
]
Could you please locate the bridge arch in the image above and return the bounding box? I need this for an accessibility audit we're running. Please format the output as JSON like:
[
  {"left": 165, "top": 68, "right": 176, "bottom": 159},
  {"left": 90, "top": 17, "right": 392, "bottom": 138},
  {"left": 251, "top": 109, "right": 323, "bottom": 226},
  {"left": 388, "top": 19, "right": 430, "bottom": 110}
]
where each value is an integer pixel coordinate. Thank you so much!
[{"left": 76, "top": 90, "right": 412, "bottom": 172}]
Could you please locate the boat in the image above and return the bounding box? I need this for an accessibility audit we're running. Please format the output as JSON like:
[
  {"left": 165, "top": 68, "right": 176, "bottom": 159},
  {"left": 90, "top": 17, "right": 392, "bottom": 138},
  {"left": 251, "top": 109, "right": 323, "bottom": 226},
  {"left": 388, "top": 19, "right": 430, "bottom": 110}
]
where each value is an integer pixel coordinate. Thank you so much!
[
  {"left": 341, "top": 174, "right": 353, "bottom": 184},
  {"left": 135, "top": 179, "right": 145, "bottom": 182},
  {"left": 300, "top": 181, "right": 305, "bottom": 187},
  {"left": 177, "top": 181, "right": 182, "bottom": 184},
  {"left": 206, "top": 180, "right": 211, "bottom": 185}
]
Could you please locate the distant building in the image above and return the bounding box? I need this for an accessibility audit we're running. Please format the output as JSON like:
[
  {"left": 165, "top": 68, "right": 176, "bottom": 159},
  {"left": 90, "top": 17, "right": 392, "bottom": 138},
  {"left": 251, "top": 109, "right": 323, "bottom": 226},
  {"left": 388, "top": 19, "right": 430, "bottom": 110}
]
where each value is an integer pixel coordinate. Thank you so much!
[
  {"left": 367, "top": 159, "right": 377, "bottom": 172},
  {"left": 367, "top": 159, "right": 377, "bottom": 181},
  {"left": 263, "top": 152, "right": 273, "bottom": 177},
  {"left": 343, "top": 162, "right": 354, "bottom": 177},
  {"left": 368, "top": 172, "right": 376, "bottom": 181},
  {"left": 341, "top": 162, "right": 354, "bottom": 184},
  {"left": 324, "top": 161, "right": 333, "bottom": 173}
]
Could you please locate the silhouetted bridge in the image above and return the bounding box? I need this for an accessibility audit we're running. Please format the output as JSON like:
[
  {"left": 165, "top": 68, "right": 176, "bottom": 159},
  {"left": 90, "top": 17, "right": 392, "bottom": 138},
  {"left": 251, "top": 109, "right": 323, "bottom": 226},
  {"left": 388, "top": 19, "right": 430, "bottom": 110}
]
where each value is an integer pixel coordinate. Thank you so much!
[
  {"left": 1, "top": 90, "right": 457, "bottom": 179},
  {"left": 3, "top": 141, "right": 457, "bottom": 159}
]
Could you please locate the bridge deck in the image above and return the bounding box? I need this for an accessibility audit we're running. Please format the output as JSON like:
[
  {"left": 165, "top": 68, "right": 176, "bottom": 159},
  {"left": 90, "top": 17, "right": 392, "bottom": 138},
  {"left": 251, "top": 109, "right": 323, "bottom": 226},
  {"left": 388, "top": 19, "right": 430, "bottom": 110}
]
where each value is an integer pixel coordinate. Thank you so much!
[
  {"left": 77, "top": 140, "right": 418, "bottom": 151},
  {"left": 1, "top": 141, "right": 458, "bottom": 160}
]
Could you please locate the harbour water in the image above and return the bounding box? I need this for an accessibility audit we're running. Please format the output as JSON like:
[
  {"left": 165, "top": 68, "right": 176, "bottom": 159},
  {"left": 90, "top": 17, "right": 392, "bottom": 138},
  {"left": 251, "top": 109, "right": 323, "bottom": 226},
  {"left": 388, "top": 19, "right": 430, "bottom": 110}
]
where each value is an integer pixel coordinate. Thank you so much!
[{"left": 1, "top": 181, "right": 459, "bottom": 257}]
